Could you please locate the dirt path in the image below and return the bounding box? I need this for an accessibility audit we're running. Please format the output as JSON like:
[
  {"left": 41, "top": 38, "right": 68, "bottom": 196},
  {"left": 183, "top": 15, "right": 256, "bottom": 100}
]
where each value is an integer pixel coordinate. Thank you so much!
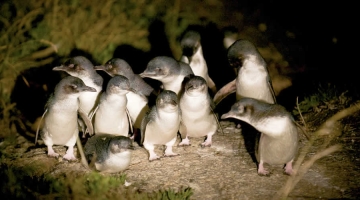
[{"left": 2, "top": 120, "right": 359, "bottom": 199}]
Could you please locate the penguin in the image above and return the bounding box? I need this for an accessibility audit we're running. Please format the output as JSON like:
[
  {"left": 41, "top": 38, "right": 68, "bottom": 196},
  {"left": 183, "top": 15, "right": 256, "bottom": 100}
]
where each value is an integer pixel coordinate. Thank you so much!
[
  {"left": 213, "top": 39, "right": 276, "bottom": 105},
  {"left": 38, "top": 76, "right": 96, "bottom": 160},
  {"left": 222, "top": 26, "right": 239, "bottom": 50},
  {"left": 53, "top": 56, "right": 103, "bottom": 118},
  {"left": 180, "top": 30, "right": 217, "bottom": 93},
  {"left": 139, "top": 56, "right": 194, "bottom": 95},
  {"left": 221, "top": 97, "right": 298, "bottom": 176},
  {"left": 178, "top": 75, "right": 221, "bottom": 147},
  {"left": 93, "top": 75, "right": 132, "bottom": 136},
  {"left": 94, "top": 58, "right": 154, "bottom": 97},
  {"left": 84, "top": 134, "right": 133, "bottom": 173},
  {"left": 141, "top": 90, "right": 181, "bottom": 161},
  {"left": 94, "top": 58, "right": 151, "bottom": 131}
]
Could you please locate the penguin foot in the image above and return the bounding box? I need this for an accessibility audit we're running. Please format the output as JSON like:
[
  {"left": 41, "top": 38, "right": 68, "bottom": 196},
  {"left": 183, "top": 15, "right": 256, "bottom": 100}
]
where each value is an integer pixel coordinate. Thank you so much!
[
  {"left": 178, "top": 138, "right": 191, "bottom": 146},
  {"left": 47, "top": 146, "right": 59, "bottom": 158},
  {"left": 284, "top": 162, "right": 294, "bottom": 175},
  {"left": 164, "top": 152, "right": 179, "bottom": 157},
  {"left": 148, "top": 154, "right": 161, "bottom": 161},
  {"left": 258, "top": 163, "right": 271, "bottom": 176},
  {"left": 63, "top": 153, "right": 77, "bottom": 161},
  {"left": 201, "top": 135, "right": 213, "bottom": 147},
  {"left": 47, "top": 152, "right": 59, "bottom": 158}
]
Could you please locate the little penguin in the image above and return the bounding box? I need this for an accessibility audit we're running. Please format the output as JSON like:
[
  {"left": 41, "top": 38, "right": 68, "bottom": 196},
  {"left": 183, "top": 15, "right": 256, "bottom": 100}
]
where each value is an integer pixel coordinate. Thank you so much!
[
  {"left": 38, "top": 76, "right": 96, "bottom": 160},
  {"left": 221, "top": 97, "right": 299, "bottom": 176},
  {"left": 93, "top": 75, "right": 132, "bottom": 136},
  {"left": 84, "top": 134, "right": 133, "bottom": 173},
  {"left": 94, "top": 58, "right": 154, "bottom": 97},
  {"left": 94, "top": 58, "right": 150, "bottom": 130},
  {"left": 141, "top": 90, "right": 181, "bottom": 161},
  {"left": 53, "top": 56, "right": 103, "bottom": 118},
  {"left": 139, "top": 56, "right": 194, "bottom": 95},
  {"left": 178, "top": 75, "right": 221, "bottom": 147},
  {"left": 213, "top": 39, "right": 276, "bottom": 105},
  {"left": 180, "top": 30, "right": 217, "bottom": 93}
]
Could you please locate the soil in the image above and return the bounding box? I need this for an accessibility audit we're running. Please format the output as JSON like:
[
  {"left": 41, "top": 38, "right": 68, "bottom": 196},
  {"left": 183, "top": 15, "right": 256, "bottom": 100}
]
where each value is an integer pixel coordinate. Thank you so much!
[{"left": 2, "top": 107, "right": 360, "bottom": 199}]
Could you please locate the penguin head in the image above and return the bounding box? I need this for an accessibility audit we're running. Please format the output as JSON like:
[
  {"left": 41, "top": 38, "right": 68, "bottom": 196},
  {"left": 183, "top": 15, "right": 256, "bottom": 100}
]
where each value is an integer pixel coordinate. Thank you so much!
[
  {"left": 140, "top": 56, "right": 178, "bottom": 80},
  {"left": 221, "top": 98, "right": 257, "bottom": 122},
  {"left": 180, "top": 30, "right": 201, "bottom": 61},
  {"left": 184, "top": 75, "right": 207, "bottom": 96},
  {"left": 106, "top": 75, "right": 131, "bottom": 95},
  {"left": 53, "top": 56, "right": 95, "bottom": 77},
  {"left": 55, "top": 76, "right": 96, "bottom": 97},
  {"left": 109, "top": 136, "right": 133, "bottom": 154},
  {"left": 95, "top": 58, "right": 134, "bottom": 78},
  {"left": 227, "top": 39, "right": 260, "bottom": 69},
  {"left": 156, "top": 90, "right": 179, "bottom": 112}
]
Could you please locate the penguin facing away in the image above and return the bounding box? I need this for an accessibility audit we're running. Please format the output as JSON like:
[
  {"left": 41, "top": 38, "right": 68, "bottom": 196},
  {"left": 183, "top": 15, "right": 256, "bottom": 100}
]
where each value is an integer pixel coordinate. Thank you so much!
[
  {"left": 141, "top": 90, "right": 181, "bottom": 161},
  {"left": 178, "top": 75, "right": 221, "bottom": 147},
  {"left": 221, "top": 98, "right": 299, "bottom": 176},
  {"left": 213, "top": 39, "right": 276, "bottom": 105},
  {"left": 37, "top": 76, "right": 96, "bottom": 161},
  {"left": 84, "top": 133, "right": 133, "bottom": 173},
  {"left": 93, "top": 75, "right": 133, "bottom": 136},
  {"left": 180, "top": 30, "right": 217, "bottom": 94}
]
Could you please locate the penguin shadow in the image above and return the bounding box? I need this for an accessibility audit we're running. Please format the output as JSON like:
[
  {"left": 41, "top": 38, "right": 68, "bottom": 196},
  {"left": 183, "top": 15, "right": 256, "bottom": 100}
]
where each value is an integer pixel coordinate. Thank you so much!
[
  {"left": 10, "top": 56, "right": 64, "bottom": 142},
  {"left": 237, "top": 121, "right": 260, "bottom": 164}
]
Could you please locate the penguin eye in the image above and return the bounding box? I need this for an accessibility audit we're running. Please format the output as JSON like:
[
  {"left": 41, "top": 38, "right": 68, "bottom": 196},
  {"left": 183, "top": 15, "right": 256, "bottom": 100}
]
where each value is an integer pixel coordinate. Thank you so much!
[{"left": 68, "top": 64, "right": 75, "bottom": 68}]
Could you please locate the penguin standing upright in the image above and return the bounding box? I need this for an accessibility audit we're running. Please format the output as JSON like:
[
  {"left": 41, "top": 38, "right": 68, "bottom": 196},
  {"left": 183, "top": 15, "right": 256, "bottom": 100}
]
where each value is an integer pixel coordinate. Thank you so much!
[
  {"left": 214, "top": 39, "right": 276, "bottom": 105},
  {"left": 180, "top": 30, "right": 217, "bottom": 94},
  {"left": 178, "top": 75, "right": 220, "bottom": 147},
  {"left": 93, "top": 75, "right": 132, "bottom": 136},
  {"left": 141, "top": 90, "right": 181, "bottom": 161},
  {"left": 53, "top": 56, "right": 103, "bottom": 118},
  {"left": 94, "top": 58, "right": 151, "bottom": 130},
  {"left": 139, "top": 56, "right": 193, "bottom": 95},
  {"left": 38, "top": 76, "right": 96, "bottom": 160},
  {"left": 221, "top": 98, "right": 298, "bottom": 176}
]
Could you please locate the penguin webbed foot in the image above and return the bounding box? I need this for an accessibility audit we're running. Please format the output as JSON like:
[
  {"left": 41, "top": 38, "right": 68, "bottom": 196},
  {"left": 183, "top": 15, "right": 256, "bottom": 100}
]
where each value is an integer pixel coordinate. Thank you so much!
[
  {"left": 63, "top": 154, "right": 77, "bottom": 161},
  {"left": 148, "top": 155, "right": 161, "bottom": 161},
  {"left": 164, "top": 146, "right": 179, "bottom": 157},
  {"left": 178, "top": 137, "right": 191, "bottom": 146},
  {"left": 200, "top": 135, "right": 212, "bottom": 148},
  {"left": 257, "top": 162, "right": 271, "bottom": 176},
  {"left": 47, "top": 152, "right": 60, "bottom": 158},
  {"left": 47, "top": 146, "right": 59, "bottom": 158},
  {"left": 283, "top": 162, "right": 294, "bottom": 176}
]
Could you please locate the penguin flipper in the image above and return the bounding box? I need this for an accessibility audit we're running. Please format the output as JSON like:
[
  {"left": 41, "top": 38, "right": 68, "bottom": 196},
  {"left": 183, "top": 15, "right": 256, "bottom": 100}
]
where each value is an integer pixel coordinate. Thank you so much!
[
  {"left": 210, "top": 106, "right": 224, "bottom": 135},
  {"left": 179, "top": 118, "right": 188, "bottom": 139},
  {"left": 140, "top": 110, "right": 152, "bottom": 145},
  {"left": 206, "top": 76, "right": 217, "bottom": 94},
  {"left": 79, "top": 109, "right": 94, "bottom": 136},
  {"left": 35, "top": 108, "right": 48, "bottom": 144},
  {"left": 126, "top": 108, "right": 133, "bottom": 134},
  {"left": 213, "top": 79, "right": 236, "bottom": 106},
  {"left": 267, "top": 76, "right": 277, "bottom": 104}
]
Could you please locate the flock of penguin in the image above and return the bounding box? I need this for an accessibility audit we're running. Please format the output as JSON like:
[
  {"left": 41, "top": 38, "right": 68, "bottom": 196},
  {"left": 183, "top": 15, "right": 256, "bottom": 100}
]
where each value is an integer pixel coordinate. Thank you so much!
[{"left": 35, "top": 29, "right": 299, "bottom": 176}]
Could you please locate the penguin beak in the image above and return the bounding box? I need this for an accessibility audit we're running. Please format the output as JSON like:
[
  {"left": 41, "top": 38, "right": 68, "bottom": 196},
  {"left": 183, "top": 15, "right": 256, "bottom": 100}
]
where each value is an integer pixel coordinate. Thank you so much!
[
  {"left": 81, "top": 86, "right": 97, "bottom": 92},
  {"left": 140, "top": 72, "right": 156, "bottom": 78},
  {"left": 52, "top": 65, "right": 66, "bottom": 71},
  {"left": 94, "top": 65, "right": 106, "bottom": 71},
  {"left": 221, "top": 111, "right": 234, "bottom": 120},
  {"left": 139, "top": 73, "right": 146, "bottom": 78}
]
